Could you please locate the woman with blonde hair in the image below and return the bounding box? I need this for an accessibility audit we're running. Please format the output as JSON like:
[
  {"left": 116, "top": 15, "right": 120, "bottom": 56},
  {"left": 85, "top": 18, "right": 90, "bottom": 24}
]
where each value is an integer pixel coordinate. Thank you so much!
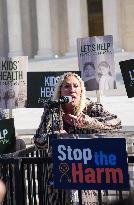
[{"left": 34, "top": 72, "right": 121, "bottom": 205}]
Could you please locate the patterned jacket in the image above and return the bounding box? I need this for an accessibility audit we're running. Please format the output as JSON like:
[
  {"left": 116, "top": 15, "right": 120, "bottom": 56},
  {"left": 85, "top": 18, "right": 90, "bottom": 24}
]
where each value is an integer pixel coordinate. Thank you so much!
[{"left": 34, "top": 98, "right": 121, "bottom": 147}]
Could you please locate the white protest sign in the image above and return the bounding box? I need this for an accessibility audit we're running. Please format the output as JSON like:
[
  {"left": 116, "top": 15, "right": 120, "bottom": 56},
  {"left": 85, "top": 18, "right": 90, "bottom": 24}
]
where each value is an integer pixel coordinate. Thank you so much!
[
  {"left": 0, "top": 56, "right": 28, "bottom": 109},
  {"left": 77, "top": 35, "right": 116, "bottom": 92}
]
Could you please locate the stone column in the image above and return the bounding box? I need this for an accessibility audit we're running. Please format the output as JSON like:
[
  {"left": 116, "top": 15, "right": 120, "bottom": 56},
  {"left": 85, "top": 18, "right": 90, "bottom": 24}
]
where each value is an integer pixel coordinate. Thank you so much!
[
  {"left": 102, "top": 0, "right": 122, "bottom": 52},
  {"left": 35, "top": 0, "right": 53, "bottom": 59},
  {"left": 6, "top": 0, "right": 23, "bottom": 56},
  {"left": 66, "top": 0, "right": 83, "bottom": 56}
]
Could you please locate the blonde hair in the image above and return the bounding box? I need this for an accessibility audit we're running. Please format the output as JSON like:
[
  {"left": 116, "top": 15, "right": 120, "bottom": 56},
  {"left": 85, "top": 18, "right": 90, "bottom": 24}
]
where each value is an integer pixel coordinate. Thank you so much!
[{"left": 53, "top": 72, "right": 86, "bottom": 114}]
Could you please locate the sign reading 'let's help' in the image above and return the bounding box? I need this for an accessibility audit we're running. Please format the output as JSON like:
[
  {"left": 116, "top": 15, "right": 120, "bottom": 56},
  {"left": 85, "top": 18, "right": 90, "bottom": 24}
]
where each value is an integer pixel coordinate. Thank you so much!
[{"left": 52, "top": 138, "right": 130, "bottom": 190}]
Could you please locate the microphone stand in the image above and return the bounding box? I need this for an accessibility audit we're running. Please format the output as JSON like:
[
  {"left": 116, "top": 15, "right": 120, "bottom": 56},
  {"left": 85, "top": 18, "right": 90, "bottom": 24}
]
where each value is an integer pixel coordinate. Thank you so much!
[
  {"left": 51, "top": 108, "right": 55, "bottom": 135},
  {"left": 47, "top": 105, "right": 60, "bottom": 188},
  {"left": 43, "top": 97, "right": 71, "bottom": 150},
  {"left": 47, "top": 96, "right": 71, "bottom": 146},
  {"left": 48, "top": 105, "right": 59, "bottom": 151},
  {"left": 50, "top": 108, "right": 57, "bottom": 146}
]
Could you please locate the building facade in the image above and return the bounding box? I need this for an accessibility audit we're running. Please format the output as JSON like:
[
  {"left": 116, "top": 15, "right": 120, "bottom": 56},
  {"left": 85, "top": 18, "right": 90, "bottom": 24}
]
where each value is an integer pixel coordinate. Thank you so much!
[{"left": 0, "top": 0, "right": 134, "bottom": 63}]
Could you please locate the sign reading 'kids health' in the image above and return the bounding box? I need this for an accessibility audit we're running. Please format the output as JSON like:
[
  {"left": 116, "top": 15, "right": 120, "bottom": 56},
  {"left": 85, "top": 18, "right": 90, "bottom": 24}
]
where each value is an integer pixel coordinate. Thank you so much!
[
  {"left": 0, "top": 56, "right": 27, "bottom": 109},
  {"left": 27, "top": 71, "right": 81, "bottom": 108},
  {"left": 52, "top": 138, "right": 130, "bottom": 190}
]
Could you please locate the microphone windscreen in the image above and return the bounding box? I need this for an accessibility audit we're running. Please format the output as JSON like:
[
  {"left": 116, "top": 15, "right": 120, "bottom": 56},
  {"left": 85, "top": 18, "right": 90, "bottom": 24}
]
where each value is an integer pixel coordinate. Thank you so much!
[
  {"left": 60, "top": 96, "right": 72, "bottom": 103},
  {"left": 66, "top": 96, "right": 72, "bottom": 103}
]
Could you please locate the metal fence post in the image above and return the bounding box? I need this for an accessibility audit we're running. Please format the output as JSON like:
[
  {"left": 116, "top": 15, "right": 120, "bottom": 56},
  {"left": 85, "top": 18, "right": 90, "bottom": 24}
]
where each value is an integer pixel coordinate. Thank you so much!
[{"left": 14, "top": 158, "right": 24, "bottom": 205}]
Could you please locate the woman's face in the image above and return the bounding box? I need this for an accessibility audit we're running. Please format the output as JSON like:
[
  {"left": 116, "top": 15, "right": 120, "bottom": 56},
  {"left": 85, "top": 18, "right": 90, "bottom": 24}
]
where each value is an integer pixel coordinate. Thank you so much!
[{"left": 60, "top": 75, "right": 81, "bottom": 106}]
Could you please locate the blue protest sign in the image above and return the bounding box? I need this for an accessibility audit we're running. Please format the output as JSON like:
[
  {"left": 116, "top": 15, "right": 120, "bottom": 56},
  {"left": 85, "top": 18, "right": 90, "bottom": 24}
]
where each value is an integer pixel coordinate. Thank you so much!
[{"left": 52, "top": 138, "right": 130, "bottom": 190}]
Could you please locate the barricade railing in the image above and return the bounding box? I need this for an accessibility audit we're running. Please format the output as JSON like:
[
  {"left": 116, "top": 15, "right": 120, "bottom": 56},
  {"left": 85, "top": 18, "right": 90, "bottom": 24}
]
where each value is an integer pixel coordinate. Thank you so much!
[{"left": 0, "top": 145, "right": 133, "bottom": 205}]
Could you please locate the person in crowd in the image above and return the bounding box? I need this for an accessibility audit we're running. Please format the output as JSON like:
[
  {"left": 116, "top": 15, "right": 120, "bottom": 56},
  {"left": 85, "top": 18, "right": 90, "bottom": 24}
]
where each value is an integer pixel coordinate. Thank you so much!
[
  {"left": 83, "top": 62, "right": 99, "bottom": 91},
  {"left": 34, "top": 72, "right": 121, "bottom": 205},
  {"left": 0, "top": 180, "right": 6, "bottom": 204},
  {"left": 98, "top": 61, "right": 116, "bottom": 92}
]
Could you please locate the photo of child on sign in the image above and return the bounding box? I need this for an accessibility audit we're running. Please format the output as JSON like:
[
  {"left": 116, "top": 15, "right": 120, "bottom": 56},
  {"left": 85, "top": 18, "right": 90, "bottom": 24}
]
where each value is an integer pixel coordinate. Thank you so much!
[
  {"left": 98, "top": 61, "right": 116, "bottom": 91},
  {"left": 83, "top": 62, "right": 99, "bottom": 91}
]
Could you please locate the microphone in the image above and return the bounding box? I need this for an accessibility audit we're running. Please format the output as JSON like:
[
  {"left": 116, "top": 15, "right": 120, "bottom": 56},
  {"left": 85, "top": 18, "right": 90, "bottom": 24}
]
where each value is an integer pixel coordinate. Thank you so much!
[
  {"left": 45, "top": 96, "right": 72, "bottom": 109},
  {"left": 59, "top": 96, "right": 72, "bottom": 103}
]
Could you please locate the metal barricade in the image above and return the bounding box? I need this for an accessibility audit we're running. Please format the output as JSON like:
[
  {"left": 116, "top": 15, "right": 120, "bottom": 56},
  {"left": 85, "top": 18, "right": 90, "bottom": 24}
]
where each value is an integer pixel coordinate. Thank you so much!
[
  {"left": 0, "top": 146, "right": 52, "bottom": 205},
  {"left": 0, "top": 145, "right": 133, "bottom": 205}
]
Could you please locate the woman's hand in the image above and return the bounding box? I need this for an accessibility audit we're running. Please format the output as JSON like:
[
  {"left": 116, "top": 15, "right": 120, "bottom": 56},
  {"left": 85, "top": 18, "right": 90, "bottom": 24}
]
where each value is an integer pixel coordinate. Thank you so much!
[
  {"left": 54, "top": 129, "right": 67, "bottom": 134},
  {"left": 64, "top": 113, "right": 86, "bottom": 128},
  {"left": 59, "top": 129, "right": 67, "bottom": 134}
]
